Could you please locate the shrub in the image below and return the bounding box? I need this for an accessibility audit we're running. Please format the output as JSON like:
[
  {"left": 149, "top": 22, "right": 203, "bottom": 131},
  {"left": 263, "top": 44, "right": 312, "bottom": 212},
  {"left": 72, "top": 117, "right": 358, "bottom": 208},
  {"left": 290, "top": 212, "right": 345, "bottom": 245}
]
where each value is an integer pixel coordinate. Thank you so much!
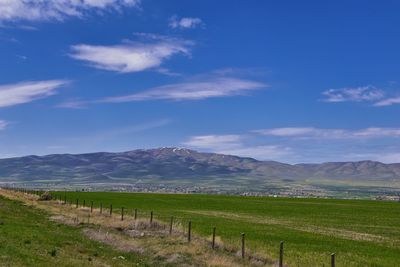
[{"left": 38, "top": 191, "right": 52, "bottom": 201}]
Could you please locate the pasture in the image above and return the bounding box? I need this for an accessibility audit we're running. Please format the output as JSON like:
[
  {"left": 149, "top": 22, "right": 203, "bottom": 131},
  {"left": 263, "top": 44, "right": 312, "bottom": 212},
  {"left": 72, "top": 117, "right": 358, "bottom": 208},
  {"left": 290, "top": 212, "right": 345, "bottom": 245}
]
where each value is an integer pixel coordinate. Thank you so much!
[
  {"left": 57, "top": 192, "right": 400, "bottom": 266},
  {"left": 0, "top": 195, "right": 150, "bottom": 266}
]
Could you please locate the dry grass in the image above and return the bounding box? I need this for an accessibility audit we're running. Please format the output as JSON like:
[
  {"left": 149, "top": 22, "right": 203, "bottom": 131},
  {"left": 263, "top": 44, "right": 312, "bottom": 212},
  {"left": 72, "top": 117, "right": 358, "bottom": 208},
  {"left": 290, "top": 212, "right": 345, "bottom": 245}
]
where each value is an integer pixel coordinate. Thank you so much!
[{"left": 0, "top": 189, "right": 276, "bottom": 267}]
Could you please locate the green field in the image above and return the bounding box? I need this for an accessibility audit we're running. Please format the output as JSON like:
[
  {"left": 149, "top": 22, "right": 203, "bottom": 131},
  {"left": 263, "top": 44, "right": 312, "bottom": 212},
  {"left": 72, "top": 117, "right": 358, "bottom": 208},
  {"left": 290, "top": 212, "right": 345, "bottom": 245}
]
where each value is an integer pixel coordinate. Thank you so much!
[
  {"left": 57, "top": 192, "right": 400, "bottom": 266},
  {"left": 0, "top": 195, "right": 151, "bottom": 266}
]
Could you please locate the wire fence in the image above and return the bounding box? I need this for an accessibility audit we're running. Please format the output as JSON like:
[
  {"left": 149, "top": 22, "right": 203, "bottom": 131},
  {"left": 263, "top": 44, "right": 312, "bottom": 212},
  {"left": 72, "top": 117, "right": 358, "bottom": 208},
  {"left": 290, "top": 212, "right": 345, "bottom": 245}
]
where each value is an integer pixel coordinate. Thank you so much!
[{"left": 3, "top": 187, "right": 337, "bottom": 267}]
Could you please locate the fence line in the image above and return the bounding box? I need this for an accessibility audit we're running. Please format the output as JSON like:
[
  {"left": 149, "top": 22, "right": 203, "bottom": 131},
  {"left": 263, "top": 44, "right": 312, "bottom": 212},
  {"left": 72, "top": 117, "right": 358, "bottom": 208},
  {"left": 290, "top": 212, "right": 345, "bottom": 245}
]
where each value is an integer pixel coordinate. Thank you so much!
[{"left": 2, "top": 187, "right": 338, "bottom": 267}]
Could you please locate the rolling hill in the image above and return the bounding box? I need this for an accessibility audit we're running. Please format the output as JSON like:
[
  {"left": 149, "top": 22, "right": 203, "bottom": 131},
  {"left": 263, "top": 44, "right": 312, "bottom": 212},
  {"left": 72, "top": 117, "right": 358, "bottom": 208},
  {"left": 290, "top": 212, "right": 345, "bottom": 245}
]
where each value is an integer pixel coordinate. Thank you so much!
[{"left": 0, "top": 148, "right": 399, "bottom": 187}]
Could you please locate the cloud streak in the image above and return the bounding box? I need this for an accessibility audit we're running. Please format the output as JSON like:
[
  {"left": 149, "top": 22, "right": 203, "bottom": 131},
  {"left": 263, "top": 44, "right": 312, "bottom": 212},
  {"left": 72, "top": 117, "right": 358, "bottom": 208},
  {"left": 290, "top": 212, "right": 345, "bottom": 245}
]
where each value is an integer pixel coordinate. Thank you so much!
[
  {"left": 0, "top": 120, "right": 8, "bottom": 130},
  {"left": 374, "top": 96, "right": 400, "bottom": 107},
  {"left": 183, "top": 134, "right": 292, "bottom": 160},
  {"left": 101, "top": 77, "right": 267, "bottom": 102},
  {"left": 254, "top": 127, "right": 400, "bottom": 139},
  {"left": 183, "top": 135, "right": 241, "bottom": 150},
  {"left": 322, "top": 86, "right": 385, "bottom": 103},
  {"left": 0, "top": 0, "right": 140, "bottom": 22},
  {"left": 0, "top": 80, "right": 70, "bottom": 108},
  {"left": 69, "top": 36, "right": 193, "bottom": 73},
  {"left": 183, "top": 126, "right": 400, "bottom": 163}
]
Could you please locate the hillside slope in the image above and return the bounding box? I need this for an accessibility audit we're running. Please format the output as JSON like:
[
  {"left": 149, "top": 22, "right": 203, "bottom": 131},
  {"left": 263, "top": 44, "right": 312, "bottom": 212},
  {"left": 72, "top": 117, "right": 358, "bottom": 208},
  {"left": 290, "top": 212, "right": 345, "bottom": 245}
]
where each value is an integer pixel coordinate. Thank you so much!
[{"left": 0, "top": 148, "right": 399, "bottom": 185}]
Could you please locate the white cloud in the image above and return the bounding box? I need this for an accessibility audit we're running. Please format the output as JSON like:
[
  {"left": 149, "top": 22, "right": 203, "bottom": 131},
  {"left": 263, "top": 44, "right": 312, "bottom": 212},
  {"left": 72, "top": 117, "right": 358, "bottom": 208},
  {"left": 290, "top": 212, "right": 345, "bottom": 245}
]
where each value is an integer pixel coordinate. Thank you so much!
[
  {"left": 0, "top": 120, "right": 8, "bottom": 130},
  {"left": 169, "top": 16, "right": 203, "bottom": 29},
  {"left": 182, "top": 134, "right": 292, "bottom": 160},
  {"left": 184, "top": 128, "right": 400, "bottom": 163},
  {"left": 57, "top": 99, "right": 88, "bottom": 109},
  {"left": 69, "top": 37, "right": 192, "bottom": 73},
  {"left": 182, "top": 135, "right": 241, "bottom": 150},
  {"left": 0, "top": 0, "right": 140, "bottom": 22},
  {"left": 0, "top": 80, "right": 70, "bottom": 108},
  {"left": 256, "top": 127, "right": 317, "bottom": 137},
  {"left": 374, "top": 96, "right": 400, "bottom": 107},
  {"left": 102, "top": 77, "right": 267, "bottom": 102},
  {"left": 322, "top": 86, "right": 384, "bottom": 103},
  {"left": 255, "top": 127, "right": 400, "bottom": 139}
]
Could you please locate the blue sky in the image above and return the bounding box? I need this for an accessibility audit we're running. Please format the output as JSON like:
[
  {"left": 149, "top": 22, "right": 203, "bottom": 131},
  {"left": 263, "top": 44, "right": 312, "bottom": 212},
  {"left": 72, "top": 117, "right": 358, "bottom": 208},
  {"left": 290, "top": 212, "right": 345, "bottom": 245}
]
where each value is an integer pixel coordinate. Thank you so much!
[{"left": 1, "top": 0, "right": 400, "bottom": 163}]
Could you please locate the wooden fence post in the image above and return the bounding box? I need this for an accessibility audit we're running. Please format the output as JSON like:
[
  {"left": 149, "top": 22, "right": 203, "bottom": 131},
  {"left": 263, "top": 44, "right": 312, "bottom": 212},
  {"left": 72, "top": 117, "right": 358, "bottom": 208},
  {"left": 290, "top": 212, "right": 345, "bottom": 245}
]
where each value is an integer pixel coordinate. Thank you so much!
[
  {"left": 150, "top": 211, "right": 153, "bottom": 224},
  {"left": 212, "top": 227, "right": 216, "bottom": 249},
  {"left": 188, "top": 221, "right": 192, "bottom": 242},
  {"left": 279, "top": 241, "right": 284, "bottom": 267},
  {"left": 169, "top": 216, "right": 173, "bottom": 235},
  {"left": 83, "top": 200, "right": 86, "bottom": 207},
  {"left": 331, "top": 253, "right": 335, "bottom": 267},
  {"left": 241, "top": 233, "right": 245, "bottom": 259},
  {"left": 110, "top": 204, "right": 113, "bottom": 216},
  {"left": 121, "top": 207, "right": 124, "bottom": 221},
  {"left": 90, "top": 201, "right": 93, "bottom": 213},
  {"left": 76, "top": 199, "right": 78, "bottom": 208},
  {"left": 134, "top": 208, "right": 137, "bottom": 220},
  {"left": 100, "top": 202, "right": 103, "bottom": 214}
]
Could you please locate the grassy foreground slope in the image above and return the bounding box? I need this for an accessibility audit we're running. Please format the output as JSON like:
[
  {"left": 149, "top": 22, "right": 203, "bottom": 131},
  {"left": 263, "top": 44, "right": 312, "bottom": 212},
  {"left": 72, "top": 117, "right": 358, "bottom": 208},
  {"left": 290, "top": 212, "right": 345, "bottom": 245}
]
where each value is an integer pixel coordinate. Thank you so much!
[
  {"left": 0, "top": 196, "right": 150, "bottom": 267},
  {"left": 60, "top": 192, "right": 400, "bottom": 266}
]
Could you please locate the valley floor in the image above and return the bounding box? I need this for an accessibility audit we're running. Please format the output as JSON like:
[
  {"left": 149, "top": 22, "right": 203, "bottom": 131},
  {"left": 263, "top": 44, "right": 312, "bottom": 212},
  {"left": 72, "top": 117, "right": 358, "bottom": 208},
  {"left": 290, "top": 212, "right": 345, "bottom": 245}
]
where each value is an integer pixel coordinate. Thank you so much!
[
  {"left": 0, "top": 189, "right": 271, "bottom": 267},
  {"left": 58, "top": 191, "right": 400, "bottom": 267}
]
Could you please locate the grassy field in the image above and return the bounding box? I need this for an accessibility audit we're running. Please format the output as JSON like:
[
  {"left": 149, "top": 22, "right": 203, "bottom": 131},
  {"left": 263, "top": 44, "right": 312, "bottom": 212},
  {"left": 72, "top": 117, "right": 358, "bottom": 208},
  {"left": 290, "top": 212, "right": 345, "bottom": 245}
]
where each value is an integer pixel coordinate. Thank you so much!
[
  {"left": 56, "top": 192, "right": 400, "bottom": 266},
  {"left": 0, "top": 195, "right": 152, "bottom": 267}
]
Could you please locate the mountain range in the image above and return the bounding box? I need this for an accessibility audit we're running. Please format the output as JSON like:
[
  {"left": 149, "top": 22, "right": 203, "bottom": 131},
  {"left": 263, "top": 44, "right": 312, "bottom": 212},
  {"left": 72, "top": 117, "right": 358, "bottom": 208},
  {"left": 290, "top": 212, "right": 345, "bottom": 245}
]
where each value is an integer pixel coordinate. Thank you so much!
[{"left": 0, "top": 148, "right": 399, "bottom": 188}]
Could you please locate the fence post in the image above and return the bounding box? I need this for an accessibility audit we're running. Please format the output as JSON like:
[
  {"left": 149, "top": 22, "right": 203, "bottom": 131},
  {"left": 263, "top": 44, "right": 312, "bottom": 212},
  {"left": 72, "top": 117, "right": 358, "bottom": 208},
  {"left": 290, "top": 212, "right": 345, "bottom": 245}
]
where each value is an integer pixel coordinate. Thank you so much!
[
  {"left": 188, "top": 221, "right": 192, "bottom": 242},
  {"left": 212, "top": 227, "right": 216, "bottom": 249},
  {"left": 331, "top": 253, "right": 335, "bottom": 267},
  {"left": 150, "top": 211, "right": 153, "bottom": 224},
  {"left": 100, "top": 202, "right": 103, "bottom": 214},
  {"left": 169, "top": 216, "right": 173, "bottom": 235},
  {"left": 279, "top": 241, "right": 284, "bottom": 267},
  {"left": 110, "top": 204, "right": 113, "bottom": 216},
  {"left": 134, "top": 208, "right": 137, "bottom": 220},
  {"left": 90, "top": 201, "right": 93, "bottom": 213},
  {"left": 76, "top": 199, "right": 79, "bottom": 208},
  {"left": 83, "top": 200, "right": 86, "bottom": 207},
  {"left": 121, "top": 207, "right": 124, "bottom": 221},
  {"left": 241, "top": 233, "right": 245, "bottom": 259}
]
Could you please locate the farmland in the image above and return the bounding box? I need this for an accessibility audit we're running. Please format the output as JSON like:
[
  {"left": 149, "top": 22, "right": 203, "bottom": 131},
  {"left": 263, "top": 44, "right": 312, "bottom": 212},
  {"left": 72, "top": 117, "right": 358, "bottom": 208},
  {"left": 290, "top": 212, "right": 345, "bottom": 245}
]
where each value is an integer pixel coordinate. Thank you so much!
[
  {"left": 0, "top": 195, "right": 151, "bottom": 266},
  {"left": 57, "top": 191, "right": 400, "bottom": 266}
]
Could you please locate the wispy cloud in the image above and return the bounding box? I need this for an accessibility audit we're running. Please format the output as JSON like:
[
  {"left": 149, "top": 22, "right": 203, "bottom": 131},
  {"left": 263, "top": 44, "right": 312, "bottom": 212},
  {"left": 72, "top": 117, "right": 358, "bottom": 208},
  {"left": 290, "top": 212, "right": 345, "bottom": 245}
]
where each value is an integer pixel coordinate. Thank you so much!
[
  {"left": 69, "top": 35, "right": 193, "bottom": 73},
  {"left": 101, "top": 76, "right": 267, "bottom": 102},
  {"left": 56, "top": 98, "right": 88, "bottom": 109},
  {"left": 183, "top": 134, "right": 292, "bottom": 160},
  {"left": 322, "top": 86, "right": 385, "bottom": 103},
  {"left": 0, "top": 120, "right": 8, "bottom": 130},
  {"left": 374, "top": 96, "right": 400, "bottom": 107},
  {"left": 0, "top": 0, "right": 140, "bottom": 22},
  {"left": 183, "top": 135, "right": 241, "bottom": 150},
  {"left": 182, "top": 127, "right": 400, "bottom": 163},
  {"left": 254, "top": 127, "right": 400, "bottom": 139},
  {"left": 0, "top": 80, "right": 70, "bottom": 108},
  {"left": 169, "top": 16, "right": 203, "bottom": 29}
]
